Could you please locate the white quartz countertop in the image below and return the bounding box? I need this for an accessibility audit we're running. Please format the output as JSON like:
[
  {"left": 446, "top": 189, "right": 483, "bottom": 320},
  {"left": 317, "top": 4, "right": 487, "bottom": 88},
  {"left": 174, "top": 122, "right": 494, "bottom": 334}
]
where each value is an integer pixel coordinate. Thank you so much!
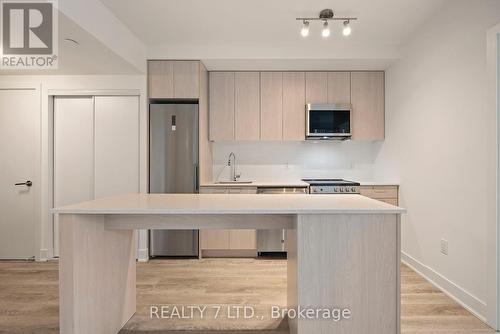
[
  {"left": 201, "top": 181, "right": 310, "bottom": 188},
  {"left": 202, "top": 180, "right": 399, "bottom": 187},
  {"left": 52, "top": 193, "right": 406, "bottom": 215}
]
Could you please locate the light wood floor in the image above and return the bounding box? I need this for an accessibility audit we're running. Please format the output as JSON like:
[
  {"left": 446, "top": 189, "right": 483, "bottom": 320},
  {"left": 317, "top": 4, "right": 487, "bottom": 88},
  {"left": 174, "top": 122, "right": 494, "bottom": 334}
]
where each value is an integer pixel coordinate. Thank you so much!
[{"left": 0, "top": 259, "right": 494, "bottom": 334}]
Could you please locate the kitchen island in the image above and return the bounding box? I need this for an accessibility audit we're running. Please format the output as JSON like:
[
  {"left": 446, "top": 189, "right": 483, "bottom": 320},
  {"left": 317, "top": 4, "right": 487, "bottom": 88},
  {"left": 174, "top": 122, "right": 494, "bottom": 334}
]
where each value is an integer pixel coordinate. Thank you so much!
[{"left": 53, "top": 193, "right": 405, "bottom": 334}]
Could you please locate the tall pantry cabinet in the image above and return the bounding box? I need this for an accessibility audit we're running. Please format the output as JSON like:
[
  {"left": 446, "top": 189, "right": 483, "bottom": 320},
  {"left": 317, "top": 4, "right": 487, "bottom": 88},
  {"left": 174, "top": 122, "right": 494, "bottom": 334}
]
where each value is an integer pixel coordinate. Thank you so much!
[{"left": 53, "top": 96, "right": 140, "bottom": 256}]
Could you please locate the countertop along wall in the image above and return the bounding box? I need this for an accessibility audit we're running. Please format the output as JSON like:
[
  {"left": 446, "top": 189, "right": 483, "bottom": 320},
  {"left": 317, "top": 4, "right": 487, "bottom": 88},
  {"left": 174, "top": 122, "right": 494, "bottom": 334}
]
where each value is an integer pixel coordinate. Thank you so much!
[
  {"left": 372, "top": 0, "right": 500, "bottom": 325},
  {"left": 211, "top": 141, "right": 382, "bottom": 183}
]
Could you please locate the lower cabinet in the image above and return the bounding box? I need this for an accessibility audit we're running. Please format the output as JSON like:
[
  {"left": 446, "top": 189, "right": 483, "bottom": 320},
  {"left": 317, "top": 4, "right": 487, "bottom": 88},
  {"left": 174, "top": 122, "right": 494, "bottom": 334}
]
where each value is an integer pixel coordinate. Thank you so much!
[
  {"left": 200, "top": 229, "right": 230, "bottom": 250},
  {"left": 360, "top": 185, "right": 398, "bottom": 205},
  {"left": 229, "top": 230, "right": 257, "bottom": 250},
  {"left": 199, "top": 186, "right": 257, "bottom": 257}
]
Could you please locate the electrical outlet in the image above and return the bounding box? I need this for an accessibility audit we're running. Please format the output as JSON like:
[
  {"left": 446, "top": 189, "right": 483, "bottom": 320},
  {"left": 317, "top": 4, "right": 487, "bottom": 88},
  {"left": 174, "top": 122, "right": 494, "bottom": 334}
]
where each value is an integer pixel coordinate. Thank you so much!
[{"left": 440, "top": 239, "right": 448, "bottom": 255}]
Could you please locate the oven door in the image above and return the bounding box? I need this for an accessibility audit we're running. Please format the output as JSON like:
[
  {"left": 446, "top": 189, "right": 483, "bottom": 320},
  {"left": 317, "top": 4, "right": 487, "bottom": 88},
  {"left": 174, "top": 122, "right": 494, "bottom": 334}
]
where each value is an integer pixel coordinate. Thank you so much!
[{"left": 306, "top": 103, "right": 351, "bottom": 139}]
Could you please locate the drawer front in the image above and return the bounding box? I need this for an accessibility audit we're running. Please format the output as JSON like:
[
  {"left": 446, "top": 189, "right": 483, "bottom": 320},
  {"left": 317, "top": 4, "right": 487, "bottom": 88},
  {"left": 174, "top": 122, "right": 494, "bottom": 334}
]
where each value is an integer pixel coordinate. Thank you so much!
[
  {"left": 378, "top": 198, "right": 398, "bottom": 206},
  {"left": 200, "top": 186, "right": 257, "bottom": 194},
  {"left": 228, "top": 187, "right": 246, "bottom": 194},
  {"left": 235, "top": 187, "right": 258, "bottom": 194},
  {"left": 200, "top": 187, "right": 228, "bottom": 194},
  {"left": 360, "top": 186, "right": 398, "bottom": 199}
]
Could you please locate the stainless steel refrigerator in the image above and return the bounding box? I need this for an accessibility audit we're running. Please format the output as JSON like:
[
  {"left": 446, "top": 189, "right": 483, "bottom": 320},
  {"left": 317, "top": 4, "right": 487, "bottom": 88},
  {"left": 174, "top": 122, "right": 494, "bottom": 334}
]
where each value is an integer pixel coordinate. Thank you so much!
[{"left": 149, "top": 103, "right": 199, "bottom": 257}]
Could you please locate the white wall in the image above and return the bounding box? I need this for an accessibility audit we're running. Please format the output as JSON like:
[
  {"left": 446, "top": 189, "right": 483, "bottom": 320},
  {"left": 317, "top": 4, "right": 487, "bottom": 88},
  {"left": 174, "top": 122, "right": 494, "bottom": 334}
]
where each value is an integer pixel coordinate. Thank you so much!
[
  {"left": 0, "top": 75, "right": 148, "bottom": 261},
  {"left": 212, "top": 141, "right": 387, "bottom": 182},
  {"left": 373, "top": 0, "right": 500, "bottom": 324}
]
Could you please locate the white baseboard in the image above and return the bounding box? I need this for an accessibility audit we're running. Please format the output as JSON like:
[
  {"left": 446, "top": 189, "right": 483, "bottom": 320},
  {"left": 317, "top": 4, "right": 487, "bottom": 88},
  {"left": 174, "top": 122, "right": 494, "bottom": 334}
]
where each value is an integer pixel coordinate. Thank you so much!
[
  {"left": 401, "top": 252, "right": 487, "bottom": 322},
  {"left": 137, "top": 248, "right": 149, "bottom": 262}
]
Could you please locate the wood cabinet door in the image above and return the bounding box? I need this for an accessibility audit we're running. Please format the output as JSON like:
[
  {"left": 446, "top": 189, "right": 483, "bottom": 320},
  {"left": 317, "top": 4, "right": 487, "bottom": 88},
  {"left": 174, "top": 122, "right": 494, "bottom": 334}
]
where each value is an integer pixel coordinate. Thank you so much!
[
  {"left": 351, "top": 71, "right": 385, "bottom": 140},
  {"left": 148, "top": 61, "right": 174, "bottom": 98},
  {"left": 226, "top": 187, "right": 257, "bottom": 250},
  {"left": 229, "top": 230, "right": 257, "bottom": 250},
  {"left": 235, "top": 72, "right": 260, "bottom": 140},
  {"left": 199, "top": 186, "right": 230, "bottom": 250},
  {"left": 283, "top": 72, "right": 306, "bottom": 141},
  {"left": 209, "top": 72, "right": 235, "bottom": 141},
  {"left": 327, "top": 72, "right": 351, "bottom": 104},
  {"left": 173, "top": 61, "right": 199, "bottom": 98},
  {"left": 201, "top": 230, "right": 231, "bottom": 250},
  {"left": 305, "top": 72, "right": 328, "bottom": 103},
  {"left": 260, "top": 72, "right": 283, "bottom": 140}
]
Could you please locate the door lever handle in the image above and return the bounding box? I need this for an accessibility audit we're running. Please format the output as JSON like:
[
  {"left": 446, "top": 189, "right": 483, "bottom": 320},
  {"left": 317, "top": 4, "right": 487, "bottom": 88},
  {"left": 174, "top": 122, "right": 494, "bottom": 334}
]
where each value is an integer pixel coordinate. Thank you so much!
[{"left": 15, "top": 180, "right": 32, "bottom": 187}]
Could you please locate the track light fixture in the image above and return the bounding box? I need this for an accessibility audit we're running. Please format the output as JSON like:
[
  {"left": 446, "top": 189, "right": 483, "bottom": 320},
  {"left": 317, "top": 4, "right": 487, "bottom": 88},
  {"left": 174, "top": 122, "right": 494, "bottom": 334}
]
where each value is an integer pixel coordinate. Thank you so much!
[{"left": 296, "top": 9, "right": 357, "bottom": 38}]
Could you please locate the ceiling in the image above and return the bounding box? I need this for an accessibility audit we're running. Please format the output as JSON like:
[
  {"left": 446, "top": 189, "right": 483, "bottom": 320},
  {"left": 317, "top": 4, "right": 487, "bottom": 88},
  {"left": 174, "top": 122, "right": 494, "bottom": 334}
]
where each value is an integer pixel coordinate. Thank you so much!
[
  {"left": 100, "top": 0, "right": 447, "bottom": 70},
  {"left": 1, "top": 12, "right": 141, "bottom": 75}
]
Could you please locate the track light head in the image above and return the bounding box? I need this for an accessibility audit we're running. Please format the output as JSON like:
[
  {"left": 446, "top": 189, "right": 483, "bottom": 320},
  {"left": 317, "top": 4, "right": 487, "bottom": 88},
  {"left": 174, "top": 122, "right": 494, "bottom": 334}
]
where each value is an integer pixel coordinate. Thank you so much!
[
  {"left": 342, "top": 20, "right": 352, "bottom": 36},
  {"left": 321, "top": 20, "right": 330, "bottom": 38},
  {"left": 301, "top": 20, "right": 310, "bottom": 37}
]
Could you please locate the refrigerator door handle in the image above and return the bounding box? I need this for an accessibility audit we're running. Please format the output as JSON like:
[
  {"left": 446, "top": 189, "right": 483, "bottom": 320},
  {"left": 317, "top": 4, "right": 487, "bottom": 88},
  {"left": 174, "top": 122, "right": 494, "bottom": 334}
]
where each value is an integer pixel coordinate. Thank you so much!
[{"left": 194, "top": 163, "right": 199, "bottom": 193}]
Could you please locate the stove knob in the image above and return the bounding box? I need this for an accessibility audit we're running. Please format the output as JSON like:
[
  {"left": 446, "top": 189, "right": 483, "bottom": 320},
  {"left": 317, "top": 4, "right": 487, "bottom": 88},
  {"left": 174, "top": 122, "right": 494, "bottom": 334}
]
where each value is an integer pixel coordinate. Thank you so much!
[
  {"left": 339, "top": 187, "right": 344, "bottom": 192},
  {"left": 351, "top": 187, "right": 356, "bottom": 192}
]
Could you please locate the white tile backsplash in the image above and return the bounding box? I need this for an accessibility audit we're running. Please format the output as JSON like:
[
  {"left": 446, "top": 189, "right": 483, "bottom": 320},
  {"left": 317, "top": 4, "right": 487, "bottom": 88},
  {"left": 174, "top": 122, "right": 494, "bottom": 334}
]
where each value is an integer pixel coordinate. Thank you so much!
[{"left": 212, "top": 141, "right": 380, "bottom": 182}]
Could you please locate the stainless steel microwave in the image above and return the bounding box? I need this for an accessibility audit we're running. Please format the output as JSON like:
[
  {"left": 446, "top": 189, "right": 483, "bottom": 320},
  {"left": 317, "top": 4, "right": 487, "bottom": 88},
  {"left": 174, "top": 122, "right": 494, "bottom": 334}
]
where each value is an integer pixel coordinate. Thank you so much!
[{"left": 306, "top": 103, "right": 351, "bottom": 140}]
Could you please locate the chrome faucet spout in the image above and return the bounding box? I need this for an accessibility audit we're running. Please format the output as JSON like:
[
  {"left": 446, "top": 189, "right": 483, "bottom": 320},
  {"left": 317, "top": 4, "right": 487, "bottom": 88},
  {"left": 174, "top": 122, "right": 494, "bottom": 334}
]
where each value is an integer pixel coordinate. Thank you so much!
[{"left": 228, "top": 152, "right": 237, "bottom": 181}]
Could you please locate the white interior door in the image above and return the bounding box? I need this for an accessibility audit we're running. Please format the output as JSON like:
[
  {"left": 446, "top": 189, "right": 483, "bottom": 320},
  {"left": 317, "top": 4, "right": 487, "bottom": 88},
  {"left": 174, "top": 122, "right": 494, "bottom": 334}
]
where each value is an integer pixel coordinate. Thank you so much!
[
  {"left": 53, "top": 97, "right": 94, "bottom": 256},
  {"left": 0, "top": 89, "right": 38, "bottom": 259},
  {"left": 94, "top": 96, "right": 139, "bottom": 198}
]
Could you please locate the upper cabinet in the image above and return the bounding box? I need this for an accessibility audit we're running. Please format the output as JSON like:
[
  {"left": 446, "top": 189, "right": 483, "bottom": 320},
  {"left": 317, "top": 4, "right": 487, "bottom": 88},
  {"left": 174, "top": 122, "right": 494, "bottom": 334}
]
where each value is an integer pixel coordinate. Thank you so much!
[
  {"left": 208, "top": 70, "right": 384, "bottom": 142},
  {"left": 235, "top": 72, "right": 260, "bottom": 141},
  {"left": 209, "top": 72, "right": 235, "bottom": 141},
  {"left": 172, "top": 61, "right": 200, "bottom": 98},
  {"left": 148, "top": 61, "right": 174, "bottom": 98},
  {"left": 351, "top": 72, "right": 385, "bottom": 141},
  {"left": 282, "top": 72, "right": 306, "bottom": 141},
  {"left": 260, "top": 72, "right": 283, "bottom": 141},
  {"left": 305, "top": 72, "right": 351, "bottom": 104},
  {"left": 327, "top": 72, "right": 351, "bottom": 104},
  {"left": 148, "top": 60, "right": 200, "bottom": 99},
  {"left": 305, "top": 72, "right": 328, "bottom": 103}
]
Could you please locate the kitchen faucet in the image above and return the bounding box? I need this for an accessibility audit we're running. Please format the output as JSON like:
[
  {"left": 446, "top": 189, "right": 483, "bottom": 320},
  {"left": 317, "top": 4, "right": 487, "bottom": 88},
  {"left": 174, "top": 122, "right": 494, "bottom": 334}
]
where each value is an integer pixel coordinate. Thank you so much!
[{"left": 227, "top": 152, "right": 240, "bottom": 181}]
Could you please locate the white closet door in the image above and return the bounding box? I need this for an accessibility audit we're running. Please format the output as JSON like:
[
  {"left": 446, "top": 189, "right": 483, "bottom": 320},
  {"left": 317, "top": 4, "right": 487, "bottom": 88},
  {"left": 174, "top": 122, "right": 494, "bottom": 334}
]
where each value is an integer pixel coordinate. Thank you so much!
[
  {"left": 53, "top": 97, "right": 94, "bottom": 256},
  {"left": 54, "top": 97, "right": 95, "bottom": 206},
  {"left": 94, "top": 96, "right": 139, "bottom": 198}
]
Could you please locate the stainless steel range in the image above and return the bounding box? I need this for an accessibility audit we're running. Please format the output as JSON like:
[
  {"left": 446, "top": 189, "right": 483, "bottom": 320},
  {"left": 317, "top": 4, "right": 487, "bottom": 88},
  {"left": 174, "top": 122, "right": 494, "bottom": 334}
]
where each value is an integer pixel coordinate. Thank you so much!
[{"left": 302, "top": 179, "right": 360, "bottom": 194}]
